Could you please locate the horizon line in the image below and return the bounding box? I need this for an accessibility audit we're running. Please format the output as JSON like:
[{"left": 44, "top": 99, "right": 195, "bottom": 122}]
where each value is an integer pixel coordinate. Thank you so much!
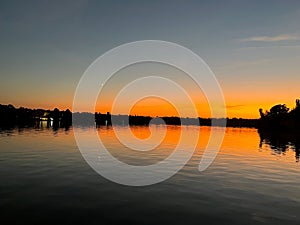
[{"left": 0, "top": 103, "right": 260, "bottom": 120}]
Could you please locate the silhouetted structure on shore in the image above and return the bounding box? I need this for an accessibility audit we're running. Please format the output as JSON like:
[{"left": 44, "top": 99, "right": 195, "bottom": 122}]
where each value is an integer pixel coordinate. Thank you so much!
[
  {"left": 95, "top": 112, "right": 112, "bottom": 126},
  {"left": 0, "top": 104, "right": 72, "bottom": 129},
  {"left": 258, "top": 99, "right": 300, "bottom": 131}
]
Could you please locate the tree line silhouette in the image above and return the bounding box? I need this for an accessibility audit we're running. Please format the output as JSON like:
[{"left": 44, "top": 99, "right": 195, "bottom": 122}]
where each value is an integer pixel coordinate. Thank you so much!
[
  {"left": 0, "top": 104, "right": 259, "bottom": 128},
  {"left": 93, "top": 112, "right": 259, "bottom": 127},
  {"left": 257, "top": 99, "right": 300, "bottom": 161},
  {"left": 0, "top": 104, "right": 72, "bottom": 128},
  {"left": 258, "top": 99, "right": 300, "bottom": 131},
  {"left": 1, "top": 99, "right": 299, "bottom": 130}
]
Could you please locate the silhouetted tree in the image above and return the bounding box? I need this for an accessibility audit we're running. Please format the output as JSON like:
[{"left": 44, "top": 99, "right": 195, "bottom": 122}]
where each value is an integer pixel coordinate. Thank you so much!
[
  {"left": 259, "top": 99, "right": 300, "bottom": 131},
  {"left": 296, "top": 99, "right": 300, "bottom": 109},
  {"left": 268, "top": 104, "right": 289, "bottom": 116},
  {"left": 259, "top": 108, "right": 264, "bottom": 118},
  {"left": 0, "top": 104, "right": 17, "bottom": 126},
  {"left": 61, "top": 109, "right": 72, "bottom": 128}
]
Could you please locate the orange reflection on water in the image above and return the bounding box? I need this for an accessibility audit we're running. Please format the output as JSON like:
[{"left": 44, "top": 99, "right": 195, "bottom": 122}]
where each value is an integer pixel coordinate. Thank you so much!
[{"left": 97, "top": 125, "right": 299, "bottom": 166}]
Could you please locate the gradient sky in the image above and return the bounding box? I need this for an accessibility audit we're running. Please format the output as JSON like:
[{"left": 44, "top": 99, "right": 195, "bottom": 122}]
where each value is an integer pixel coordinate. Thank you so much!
[{"left": 1, "top": 0, "right": 300, "bottom": 118}]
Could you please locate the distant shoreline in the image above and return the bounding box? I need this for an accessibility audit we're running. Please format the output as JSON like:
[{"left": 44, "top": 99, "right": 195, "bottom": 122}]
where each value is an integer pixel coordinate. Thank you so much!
[
  {"left": 2, "top": 101, "right": 300, "bottom": 131},
  {"left": 0, "top": 104, "right": 259, "bottom": 129}
]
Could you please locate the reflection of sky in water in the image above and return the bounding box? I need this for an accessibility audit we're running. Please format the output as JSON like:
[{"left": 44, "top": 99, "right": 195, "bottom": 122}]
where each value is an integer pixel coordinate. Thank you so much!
[{"left": 0, "top": 126, "right": 299, "bottom": 224}]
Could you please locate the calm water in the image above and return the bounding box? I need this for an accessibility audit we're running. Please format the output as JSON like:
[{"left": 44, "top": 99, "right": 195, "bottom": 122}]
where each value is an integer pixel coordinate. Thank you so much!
[{"left": 0, "top": 125, "right": 299, "bottom": 225}]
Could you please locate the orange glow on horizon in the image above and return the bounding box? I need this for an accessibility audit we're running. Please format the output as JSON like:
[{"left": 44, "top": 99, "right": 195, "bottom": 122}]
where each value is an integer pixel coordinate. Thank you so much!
[
  {"left": 129, "top": 98, "right": 180, "bottom": 117},
  {"left": 4, "top": 89, "right": 298, "bottom": 119},
  {"left": 5, "top": 97, "right": 298, "bottom": 119},
  {"left": 95, "top": 96, "right": 297, "bottom": 119}
]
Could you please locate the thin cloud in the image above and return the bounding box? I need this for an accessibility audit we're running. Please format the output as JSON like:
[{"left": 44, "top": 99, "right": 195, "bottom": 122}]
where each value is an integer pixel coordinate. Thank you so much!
[
  {"left": 241, "top": 34, "right": 300, "bottom": 42},
  {"left": 236, "top": 45, "right": 300, "bottom": 51}
]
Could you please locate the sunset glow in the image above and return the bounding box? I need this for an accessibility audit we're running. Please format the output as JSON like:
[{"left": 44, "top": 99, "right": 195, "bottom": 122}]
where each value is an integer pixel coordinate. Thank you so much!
[{"left": 1, "top": 1, "right": 299, "bottom": 119}]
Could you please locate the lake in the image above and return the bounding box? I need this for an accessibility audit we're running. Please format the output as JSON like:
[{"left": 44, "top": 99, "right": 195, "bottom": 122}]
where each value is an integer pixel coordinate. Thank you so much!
[{"left": 0, "top": 125, "right": 299, "bottom": 225}]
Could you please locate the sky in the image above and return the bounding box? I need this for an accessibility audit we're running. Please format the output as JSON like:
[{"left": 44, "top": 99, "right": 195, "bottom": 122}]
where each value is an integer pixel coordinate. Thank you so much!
[{"left": 1, "top": 0, "right": 300, "bottom": 118}]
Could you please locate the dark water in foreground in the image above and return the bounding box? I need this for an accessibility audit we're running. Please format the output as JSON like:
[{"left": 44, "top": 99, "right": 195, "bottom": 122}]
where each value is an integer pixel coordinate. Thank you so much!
[{"left": 0, "top": 126, "right": 299, "bottom": 225}]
